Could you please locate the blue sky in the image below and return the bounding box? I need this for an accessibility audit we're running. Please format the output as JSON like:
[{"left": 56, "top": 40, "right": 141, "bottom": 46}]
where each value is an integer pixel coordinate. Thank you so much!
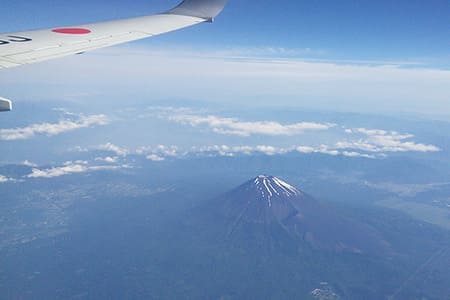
[
  {"left": 2, "top": 0, "right": 449, "bottom": 65},
  {"left": 0, "top": 0, "right": 449, "bottom": 116}
]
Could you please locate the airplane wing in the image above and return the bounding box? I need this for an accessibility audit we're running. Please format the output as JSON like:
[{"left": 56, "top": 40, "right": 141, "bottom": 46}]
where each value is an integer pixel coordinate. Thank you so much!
[{"left": 0, "top": 0, "right": 228, "bottom": 111}]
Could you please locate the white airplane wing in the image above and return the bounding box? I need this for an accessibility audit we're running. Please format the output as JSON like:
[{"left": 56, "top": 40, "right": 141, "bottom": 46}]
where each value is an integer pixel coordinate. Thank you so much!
[{"left": 0, "top": 0, "right": 228, "bottom": 111}]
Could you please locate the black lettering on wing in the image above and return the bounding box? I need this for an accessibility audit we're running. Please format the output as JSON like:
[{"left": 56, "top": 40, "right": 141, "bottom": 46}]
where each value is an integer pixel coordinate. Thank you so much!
[{"left": 8, "top": 35, "right": 33, "bottom": 42}]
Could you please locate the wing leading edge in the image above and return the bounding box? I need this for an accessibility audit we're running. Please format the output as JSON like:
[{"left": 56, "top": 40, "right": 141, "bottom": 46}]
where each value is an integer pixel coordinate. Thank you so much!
[{"left": 0, "top": 0, "right": 228, "bottom": 111}]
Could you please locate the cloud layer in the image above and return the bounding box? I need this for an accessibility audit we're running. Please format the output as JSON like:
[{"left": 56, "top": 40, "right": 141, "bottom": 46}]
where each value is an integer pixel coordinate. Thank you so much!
[
  {"left": 96, "top": 143, "right": 128, "bottom": 156},
  {"left": 3, "top": 47, "right": 448, "bottom": 116},
  {"left": 0, "top": 114, "right": 108, "bottom": 141},
  {"left": 168, "top": 114, "right": 334, "bottom": 136},
  {"left": 151, "top": 107, "right": 334, "bottom": 137},
  {"left": 190, "top": 144, "right": 375, "bottom": 159},
  {"left": 0, "top": 175, "right": 13, "bottom": 183},
  {"left": 27, "top": 161, "right": 127, "bottom": 178},
  {"left": 338, "top": 128, "right": 440, "bottom": 153},
  {"left": 11, "top": 122, "right": 442, "bottom": 180}
]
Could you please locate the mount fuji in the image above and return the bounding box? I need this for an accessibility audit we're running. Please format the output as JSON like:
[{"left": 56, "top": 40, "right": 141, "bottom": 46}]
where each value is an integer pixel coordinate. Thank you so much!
[{"left": 209, "top": 175, "right": 391, "bottom": 255}]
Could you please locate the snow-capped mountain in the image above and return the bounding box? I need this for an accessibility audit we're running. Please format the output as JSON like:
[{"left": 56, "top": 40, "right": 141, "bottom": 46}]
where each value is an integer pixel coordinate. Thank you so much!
[
  {"left": 253, "top": 175, "right": 302, "bottom": 206},
  {"left": 215, "top": 175, "right": 316, "bottom": 224},
  {"left": 212, "top": 175, "right": 391, "bottom": 254}
]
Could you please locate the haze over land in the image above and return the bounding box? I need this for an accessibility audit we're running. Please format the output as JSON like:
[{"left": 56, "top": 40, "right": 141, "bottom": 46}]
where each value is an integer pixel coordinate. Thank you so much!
[
  {"left": 1, "top": 102, "right": 450, "bottom": 299},
  {"left": 1, "top": 0, "right": 449, "bottom": 298}
]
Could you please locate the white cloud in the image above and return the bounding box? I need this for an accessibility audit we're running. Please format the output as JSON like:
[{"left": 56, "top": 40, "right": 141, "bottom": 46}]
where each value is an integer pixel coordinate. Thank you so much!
[
  {"left": 340, "top": 128, "right": 440, "bottom": 153},
  {"left": 22, "top": 160, "right": 37, "bottom": 167},
  {"left": 254, "top": 145, "right": 285, "bottom": 155},
  {"left": 137, "top": 145, "right": 179, "bottom": 158},
  {"left": 195, "top": 145, "right": 235, "bottom": 156},
  {"left": 0, "top": 175, "right": 13, "bottom": 183},
  {"left": 295, "top": 146, "right": 316, "bottom": 153},
  {"left": 140, "top": 108, "right": 440, "bottom": 156},
  {"left": 316, "top": 145, "right": 340, "bottom": 156},
  {"left": 72, "top": 143, "right": 129, "bottom": 156},
  {"left": 211, "top": 144, "right": 373, "bottom": 158},
  {"left": 295, "top": 145, "right": 339, "bottom": 156},
  {"left": 27, "top": 161, "right": 127, "bottom": 178},
  {"left": 96, "top": 143, "right": 128, "bottom": 156},
  {"left": 146, "top": 154, "right": 165, "bottom": 161},
  {"left": 154, "top": 145, "right": 178, "bottom": 157},
  {"left": 342, "top": 151, "right": 376, "bottom": 159},
  {"left": 194, "top": 145, "right": 288, "bottom": 156},
  {"left": 66, "top": 160, "right": 89, "bottom": 165},
  {"left": 27, "top": 164, "right": 88, "bottom": 178},
  {"left": 159, "top": 109, "right": 334, "bottom": 137},
  {"left": 230, "top": 146, "right": 254, "bottom": 154},
  {"left": 133, "top": 137, "right": 433, "bottom": 161},
  {"left": 88, "top": 165, "right": 125, "bottom": 171},
  {"left": 0, "top": 114, "right": 109, "bottom": 141},
  {"left": 95, "top": 156, "right": 119, "bottom": 163},
  {"left": 194, "top": 144, "right": 340, "bottom": 157},
  {"left": 196, "top": 145, "right": 258, "bottom": 156}
]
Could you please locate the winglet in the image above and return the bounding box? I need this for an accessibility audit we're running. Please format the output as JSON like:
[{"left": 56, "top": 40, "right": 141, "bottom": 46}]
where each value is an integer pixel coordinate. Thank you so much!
[
  {"left": 0, "top": 97, "right": 12, "bottom": 112},
  {"left": 167, "top": 0, "right": 229, "bottom": 21}
]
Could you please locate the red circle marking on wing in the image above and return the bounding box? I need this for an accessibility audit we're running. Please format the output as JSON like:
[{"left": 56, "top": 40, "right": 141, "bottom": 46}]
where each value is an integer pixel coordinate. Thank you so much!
[{"left": 52, "top": 28, "right": 92, "bottom": 34}]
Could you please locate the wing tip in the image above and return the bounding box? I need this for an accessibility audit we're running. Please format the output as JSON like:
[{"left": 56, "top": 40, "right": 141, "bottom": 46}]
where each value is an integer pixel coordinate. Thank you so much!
[
  {"left": 167, "top": 0, "right": 229, "bottom": 20},
  {"left": 0, "top": 97, "right": 12, "bottom": 112}
]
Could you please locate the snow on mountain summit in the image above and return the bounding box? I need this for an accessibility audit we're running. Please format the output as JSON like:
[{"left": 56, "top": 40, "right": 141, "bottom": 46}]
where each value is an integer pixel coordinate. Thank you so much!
[{"left": 253, "top": 175, "right": 301, "bottom": 207}]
